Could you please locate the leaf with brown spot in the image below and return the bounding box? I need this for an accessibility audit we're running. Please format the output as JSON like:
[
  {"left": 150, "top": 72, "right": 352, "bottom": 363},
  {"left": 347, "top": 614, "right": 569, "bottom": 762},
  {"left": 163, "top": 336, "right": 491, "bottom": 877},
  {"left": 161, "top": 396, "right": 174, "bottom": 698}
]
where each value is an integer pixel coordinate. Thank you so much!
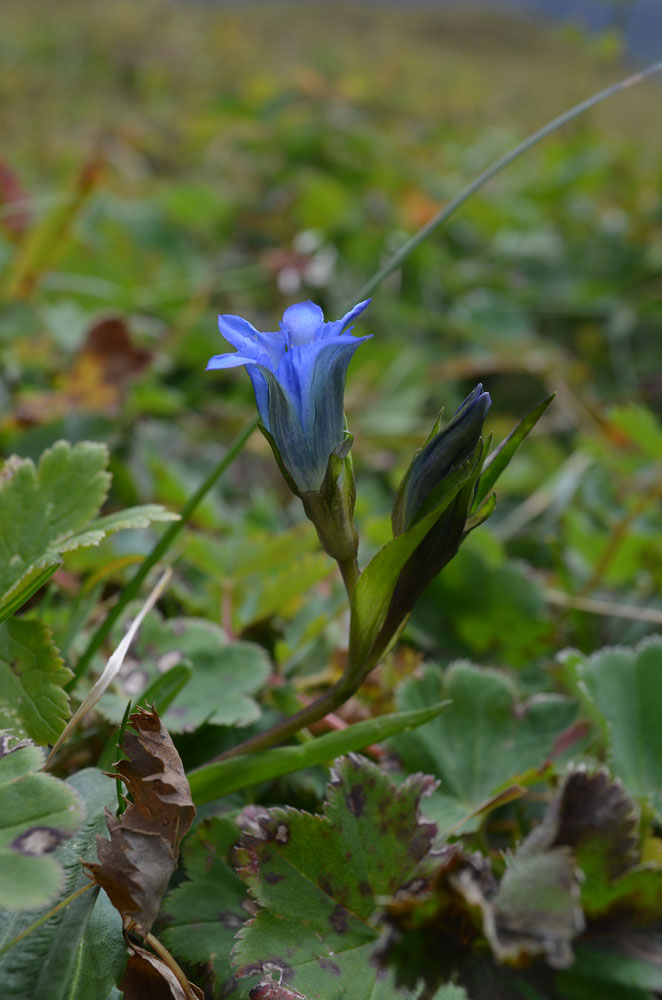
[
  {"left": 233, "top": 754, "right": 436, "bottom": 999},
  {"left": 84, "top": 706, "right": 195, "bottom": 936}
]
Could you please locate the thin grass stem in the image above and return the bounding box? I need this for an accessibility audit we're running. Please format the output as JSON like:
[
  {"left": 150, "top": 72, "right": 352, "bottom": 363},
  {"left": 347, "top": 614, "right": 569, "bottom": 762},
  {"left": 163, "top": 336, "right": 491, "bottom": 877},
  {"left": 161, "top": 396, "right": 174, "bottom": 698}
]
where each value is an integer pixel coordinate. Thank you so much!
[
  {"left": 354, "top": 62, "right": 662, "bottom": 302},
  {"left": 70, "top": 420, "right": 256, "bottom": 686}
]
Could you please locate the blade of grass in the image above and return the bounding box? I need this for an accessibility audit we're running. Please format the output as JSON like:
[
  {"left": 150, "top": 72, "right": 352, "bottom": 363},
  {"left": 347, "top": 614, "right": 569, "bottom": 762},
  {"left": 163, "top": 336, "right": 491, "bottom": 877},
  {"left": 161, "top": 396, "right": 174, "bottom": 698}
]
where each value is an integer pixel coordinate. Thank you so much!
[
  {"left": 70, "top": 420, "right": 256, "bottom": 686},
  {"left": 45, "top": 569, "right": 172, "bottom": 770},
  {"left": 354, "top": 61, "right": 662, "bottom": 302},
  {"left": 187, "top": 700, "right": 449, "bottom": 805}
]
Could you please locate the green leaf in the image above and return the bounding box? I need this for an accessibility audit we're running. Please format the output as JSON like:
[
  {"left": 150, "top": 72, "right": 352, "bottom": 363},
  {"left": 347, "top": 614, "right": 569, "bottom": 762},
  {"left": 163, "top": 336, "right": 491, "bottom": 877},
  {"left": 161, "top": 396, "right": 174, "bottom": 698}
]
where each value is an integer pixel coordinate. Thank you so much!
[
  {"left": 0, "top": 442, "right": 110, "bottom": 608},
  {"left": 0, "top": 564, "right": 61, "bottom": 625},
  {"left": 233, "top": 755, "right": 435, "bottom": 999},
  {"left": 162, "top": 816, "right": 247, "bottom": 997},
  {"left": 389, "top": 663, "right": 576, "bottom": 834},
  {"left": 63, "top": 889, "right": 126, "bottom": 1000},
  {"left": 0, "top": 736, "right": 85, "bottom": 910},
  {"left": 0, "top": 768, "right": 127, "bottom": 997},
  {"left": 561, "top": 636, "right": 662, "bottom": 815},
  {"left": 96, "top": 611, "right": 270, "bottom": 733},
  {"left": 349, "top": 449, "right": 481, "bottom": 671},
  {"left": 473, "top": 394, "right": 554, "bottom": 511},
  {"left": 0, "top": 619, "right": 73, "bottom": 744},
  {"left": 0, "top": 442, "right": 177, "bottom": 616},
  {"left": 60, "top": 504, "right": 179, "bottom": 551},
  {"left": 188, "top": 700, "right": 449, "bottom": 806}
]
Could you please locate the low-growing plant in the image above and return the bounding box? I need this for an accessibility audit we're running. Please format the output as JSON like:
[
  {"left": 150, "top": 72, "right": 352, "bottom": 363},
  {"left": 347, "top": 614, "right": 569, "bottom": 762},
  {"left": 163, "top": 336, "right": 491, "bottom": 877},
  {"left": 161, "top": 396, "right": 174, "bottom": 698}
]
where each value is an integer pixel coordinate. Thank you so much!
[{"left": 1, "top": 53, "right": 662, "bottom": 1000}]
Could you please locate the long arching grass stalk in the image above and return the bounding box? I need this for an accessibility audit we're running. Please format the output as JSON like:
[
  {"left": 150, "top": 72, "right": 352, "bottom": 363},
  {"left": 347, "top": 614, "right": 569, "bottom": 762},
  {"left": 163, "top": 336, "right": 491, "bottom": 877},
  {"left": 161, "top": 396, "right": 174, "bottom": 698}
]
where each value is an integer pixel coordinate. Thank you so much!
[{"left": 353, "top": 61, "right": 662, "bottom": 304}]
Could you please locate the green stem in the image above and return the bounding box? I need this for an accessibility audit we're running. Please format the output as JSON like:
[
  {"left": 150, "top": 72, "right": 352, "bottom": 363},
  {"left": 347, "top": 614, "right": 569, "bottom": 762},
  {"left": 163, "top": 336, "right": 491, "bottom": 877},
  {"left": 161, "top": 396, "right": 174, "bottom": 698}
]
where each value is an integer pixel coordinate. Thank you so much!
[
  {"left": 0, "top": 882, "right": 95, "bottom": 957},
  {"left": 211, "top": 669, "right": 359, "bottom": 762},
  {"left": 337, "top": 555, "right": 360, "bottom": 599},
  {"left": 70, "top": 420, "right": 256, "bottom": 686},
  {"left": 354, "top": 61, "right": 662, "bottom": 302}
]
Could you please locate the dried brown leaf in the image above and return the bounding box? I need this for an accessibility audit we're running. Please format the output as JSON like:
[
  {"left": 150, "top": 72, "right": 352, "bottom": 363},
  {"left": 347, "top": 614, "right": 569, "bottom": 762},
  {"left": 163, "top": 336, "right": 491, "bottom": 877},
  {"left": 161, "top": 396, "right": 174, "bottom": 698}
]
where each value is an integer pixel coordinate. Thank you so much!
[
  {"left": 84, "top": 706, "right": 195, "bottom": 935},
  {"left": 121, "top": 941, "right": 204, "bottom": 1000}
]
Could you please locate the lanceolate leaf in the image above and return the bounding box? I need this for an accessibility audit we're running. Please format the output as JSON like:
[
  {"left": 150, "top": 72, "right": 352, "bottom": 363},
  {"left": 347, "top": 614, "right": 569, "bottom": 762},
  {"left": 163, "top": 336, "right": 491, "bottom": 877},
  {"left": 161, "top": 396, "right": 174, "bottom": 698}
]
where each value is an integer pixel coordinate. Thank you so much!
[
  {"left": 349, "top": 449, "right": 481, "bottom": 672},
  {"left": 84, "top": 707, "right": 195, "bottom": 936},
  {"left": 233, "top": 754, "right": 436, "bottom": 999},
  {"left": 0, "top": 618, "right": 73, "bottom": 744},
  {"left": 472, "top": 394, "right": 554, "bottom": 511},
  {"left": 0, "top": 734, "right": 84, "bottom": 910},
  {"left": 187, "top": 701, "right": 449, "bottom": 806}
]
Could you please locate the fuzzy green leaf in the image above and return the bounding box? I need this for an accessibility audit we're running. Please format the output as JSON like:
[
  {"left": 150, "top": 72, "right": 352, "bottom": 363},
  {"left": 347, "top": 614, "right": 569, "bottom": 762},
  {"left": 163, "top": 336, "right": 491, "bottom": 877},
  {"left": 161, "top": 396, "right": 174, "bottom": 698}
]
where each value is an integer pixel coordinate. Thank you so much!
[
  {"left": 390, "top": 663, "right": 576, "bottom": 834},
  {"left": 0, "top": 736, "right": 85, "bottom": 910},
  {"left": 233, "top": 755, "right": 435, "bottom": 999},
  {"left": 0, "top": 768, "right": 127, "bottom": 996},
  {"left": 162, "top": 816, "right": 246, "bottom": 998},
  {"left": 0, "top": 441, "right": 176, "bottom": 616},
  {"left": 562, "top": 636, "right": 662, "bottom": 816},
  {"left": 96, "top": 611, "right": 270, "bottom": 733},
  {"left": 0, "top": 619, "right": 73, "bottom": 744}
]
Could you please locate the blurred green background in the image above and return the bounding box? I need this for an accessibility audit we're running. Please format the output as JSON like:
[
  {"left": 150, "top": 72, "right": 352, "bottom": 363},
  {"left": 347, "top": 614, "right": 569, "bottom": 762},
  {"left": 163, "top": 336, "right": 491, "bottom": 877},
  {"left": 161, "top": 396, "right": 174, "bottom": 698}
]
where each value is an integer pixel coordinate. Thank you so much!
[{"left": 1, "top": 0, "right": 661, "bottom": 690}]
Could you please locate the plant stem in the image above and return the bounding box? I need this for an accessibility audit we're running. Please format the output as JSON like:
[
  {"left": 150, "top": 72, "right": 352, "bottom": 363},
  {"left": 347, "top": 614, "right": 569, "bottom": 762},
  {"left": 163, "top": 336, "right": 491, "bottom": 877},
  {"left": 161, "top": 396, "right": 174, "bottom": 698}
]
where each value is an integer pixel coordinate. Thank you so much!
[
  {"left": 337, "top": 554, "right": 360, "bottom": 598},
  {"left": 354, "top": 61, "right": 662, "bottom": 303},
  {"left": 70, "top": 420, "right": 256, "bottom": 686},
  {"left": 0, "top": 882, "right": 95, "bottom": 957},
  {"left": 211, "top": 669, "right": 360, "bottom": 762},
  {"left": 144, "top": 932, "right": 198, "bottom": 1000}
]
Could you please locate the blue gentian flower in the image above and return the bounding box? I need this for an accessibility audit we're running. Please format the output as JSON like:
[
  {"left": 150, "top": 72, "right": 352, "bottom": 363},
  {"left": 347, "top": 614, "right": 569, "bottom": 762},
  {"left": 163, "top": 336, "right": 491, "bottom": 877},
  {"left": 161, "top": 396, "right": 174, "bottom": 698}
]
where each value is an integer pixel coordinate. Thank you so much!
[{"left": 207, "top": 299, "right": 371, "bottom": 493}]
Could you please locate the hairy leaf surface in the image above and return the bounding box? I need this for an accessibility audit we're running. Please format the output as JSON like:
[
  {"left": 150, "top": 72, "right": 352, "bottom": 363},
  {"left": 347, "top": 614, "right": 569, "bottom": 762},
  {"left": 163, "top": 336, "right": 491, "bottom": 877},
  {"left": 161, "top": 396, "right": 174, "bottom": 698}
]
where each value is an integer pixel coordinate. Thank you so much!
[
  {"left": 389, "top": 663, "right": 576, "bottom": 834},
  {"left": 163, "top": 816, "right": 247, "bottom": 998},
  {"left": 0, "top": 618, "right": 72, "bottom": 744},
  {"left": 562, "top": 637, "right": 662, "bottom": 816},
  {"left": 0, "top": 734, "right": 84, "bottom": 909},
  {"left": 96, "top": 612, "right": 270, "bottom": 733},
  {"left": 0, "top": 768, "right": 127, "bottom": 998},
  {"left": 233, "top": 754, "right": 436, "bottom": 999},
  {"left": 0, "top": 441, "right": 177, "bottom": 617}
]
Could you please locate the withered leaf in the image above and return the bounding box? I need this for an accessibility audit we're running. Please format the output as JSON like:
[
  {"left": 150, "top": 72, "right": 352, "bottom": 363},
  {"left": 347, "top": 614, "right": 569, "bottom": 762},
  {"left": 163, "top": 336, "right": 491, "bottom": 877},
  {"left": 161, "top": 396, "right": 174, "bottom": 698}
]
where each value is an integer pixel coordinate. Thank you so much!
[
  {"left": 121, "top": 941, "right": 204, "bottom": 1000},
  {"left": 84, "top": 706, "right": 195, "bottom": 936}
]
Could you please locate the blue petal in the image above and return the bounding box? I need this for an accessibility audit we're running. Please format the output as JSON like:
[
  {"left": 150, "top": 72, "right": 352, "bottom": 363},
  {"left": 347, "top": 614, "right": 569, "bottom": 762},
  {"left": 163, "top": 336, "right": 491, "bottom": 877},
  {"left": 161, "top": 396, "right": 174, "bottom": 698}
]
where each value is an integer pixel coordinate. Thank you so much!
[
  {"left": 280, "top": 301, "right": 324, "bottom": 347},
  {"left": 320, "top": 298, "right": 371, "bottom": 340},
  {"left": 257, "top": 367, "right": 322, "bottom": 491},
  {"left": 206, "top": 353, "right": 258, "bottom": 371},
  {"left": 246, "top": 365, "right": 270, "bottom": 428},
  {"left": 218, "top": 314, "right": 285, "bottom": 369},
  {"left": 218, "top": 314, "right": 262, "bottom": 354},
  {"left": 269, "top": 333, "right": 371, "bottom": 490}
]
